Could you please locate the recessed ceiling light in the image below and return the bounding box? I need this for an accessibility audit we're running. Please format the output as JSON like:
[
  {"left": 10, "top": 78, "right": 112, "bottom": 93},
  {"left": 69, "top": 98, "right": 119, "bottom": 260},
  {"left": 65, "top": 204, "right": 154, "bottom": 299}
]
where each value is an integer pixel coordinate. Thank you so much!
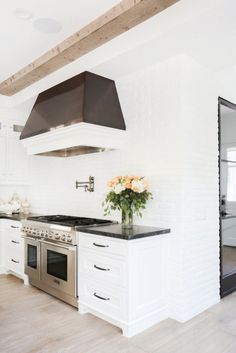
[
  {"left": 33, "top": 18, "right": 62, "bottom": 34},
  {"left": 14, "top": 9, "right": 33, "bottom": 20}
]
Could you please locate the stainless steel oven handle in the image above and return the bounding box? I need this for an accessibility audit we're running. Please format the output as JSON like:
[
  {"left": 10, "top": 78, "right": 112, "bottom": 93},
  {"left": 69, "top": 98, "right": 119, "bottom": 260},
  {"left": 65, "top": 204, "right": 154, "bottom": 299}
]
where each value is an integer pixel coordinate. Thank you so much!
[
  {"left": 40, "top": 240, "right": 76, "bottom": 251},
  {"left": 21, "top": 236, "right": 40, "bottom": 241}
]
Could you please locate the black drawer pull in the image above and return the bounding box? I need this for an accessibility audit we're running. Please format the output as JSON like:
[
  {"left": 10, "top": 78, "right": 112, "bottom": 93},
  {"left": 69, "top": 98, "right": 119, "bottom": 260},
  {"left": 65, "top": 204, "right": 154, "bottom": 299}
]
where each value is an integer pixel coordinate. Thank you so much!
[
  {"left": 11, "top": 259, "right": 19, "bottom": 264},
  {"left": 93, "top": 242, "right": 109, "bottom": 248},
  {"left": 94, "top": 264, "right": 110, "bottom": 271},
  {"left": 11, "top": 240, "right": 20, "bottom": 244},
  {"left": 53, "top": 279, "right": 60, "bottom": 285},
  {"left": 11, "top": 225, "right": 20, "bottom": 229},
  {"left": 94, "top": 292, "right": 110, "bottom": 301}
]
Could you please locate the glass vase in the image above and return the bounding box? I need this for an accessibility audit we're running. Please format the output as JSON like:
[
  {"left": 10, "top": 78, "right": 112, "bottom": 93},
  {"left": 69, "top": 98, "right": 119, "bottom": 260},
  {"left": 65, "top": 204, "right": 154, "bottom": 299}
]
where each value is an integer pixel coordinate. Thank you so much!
[{"left": 121, "top": 208, "right": 133, "bottom": 229}]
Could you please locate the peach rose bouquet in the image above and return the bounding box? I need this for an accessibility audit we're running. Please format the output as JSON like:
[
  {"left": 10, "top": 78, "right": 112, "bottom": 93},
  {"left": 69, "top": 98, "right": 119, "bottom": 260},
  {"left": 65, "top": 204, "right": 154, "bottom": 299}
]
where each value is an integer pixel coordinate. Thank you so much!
[{"left": 103, "top": 175, "right": 153, "bottom": 228}]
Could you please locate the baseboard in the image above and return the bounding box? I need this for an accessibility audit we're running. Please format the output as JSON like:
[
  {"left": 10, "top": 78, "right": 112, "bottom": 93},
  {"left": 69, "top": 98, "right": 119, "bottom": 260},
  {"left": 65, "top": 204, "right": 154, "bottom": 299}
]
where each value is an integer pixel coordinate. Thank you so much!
[
  {"left": 169, "top": 295, "right": 220, "bottom": 323},
  {"left": 0, "top": 268, "right": 29, "bottom": 285},
  {"left": 123, "top": 306, "right": 169, "bottom": 337},
  {"left": 78, "top": 302, "right": 169, "bottom": 337}
]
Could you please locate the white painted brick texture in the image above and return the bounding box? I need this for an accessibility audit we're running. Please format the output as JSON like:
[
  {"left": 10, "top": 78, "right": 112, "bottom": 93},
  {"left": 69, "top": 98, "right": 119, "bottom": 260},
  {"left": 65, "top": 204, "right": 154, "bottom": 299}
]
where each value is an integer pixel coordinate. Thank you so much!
[{"left": 0, "top": 54, "right": 220, "bottom": 323}]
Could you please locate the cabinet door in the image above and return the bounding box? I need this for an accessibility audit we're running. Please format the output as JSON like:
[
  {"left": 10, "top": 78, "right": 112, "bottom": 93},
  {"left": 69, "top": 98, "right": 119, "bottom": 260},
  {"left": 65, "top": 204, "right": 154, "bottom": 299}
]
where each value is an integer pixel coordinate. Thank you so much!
[
  {"left": 6, "top": 132, "right": 29, "bottom": 182},
  {"left": 2, "top": 220, "right": 24, "bottom": 276}
]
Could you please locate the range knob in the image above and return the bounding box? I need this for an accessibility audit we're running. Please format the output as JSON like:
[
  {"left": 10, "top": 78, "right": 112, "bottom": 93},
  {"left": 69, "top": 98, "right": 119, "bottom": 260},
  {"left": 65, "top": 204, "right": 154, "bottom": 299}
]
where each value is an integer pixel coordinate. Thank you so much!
[
  {"left": 67, "top": 236, "right": 72, "bottom": 243},
  {"left": 45, "top": 232, "right": 48, "bottom": 238},
  {"left": 61, "top": 235, "right": 66, "bottom": 241},
  {"left": 55, "top": 234, "right": 60, "bottom": 240}
]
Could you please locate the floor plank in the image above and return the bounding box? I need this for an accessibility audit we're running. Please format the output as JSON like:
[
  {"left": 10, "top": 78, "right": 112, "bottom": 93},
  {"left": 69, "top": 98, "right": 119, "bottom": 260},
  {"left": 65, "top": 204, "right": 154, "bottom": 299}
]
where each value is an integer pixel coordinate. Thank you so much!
[{"left": 1, "top": 274, "right": 236, "bottom": 353}]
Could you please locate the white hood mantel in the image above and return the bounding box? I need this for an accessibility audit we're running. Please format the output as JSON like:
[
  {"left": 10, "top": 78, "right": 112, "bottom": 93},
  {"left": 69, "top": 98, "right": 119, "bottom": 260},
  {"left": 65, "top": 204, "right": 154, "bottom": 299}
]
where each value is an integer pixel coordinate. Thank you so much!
[
  {"left": 20, "top": 71, "right": 127, "bottom": 157},
  {"left": 21, "top": 122, "right": 127, "bottom": 157}
]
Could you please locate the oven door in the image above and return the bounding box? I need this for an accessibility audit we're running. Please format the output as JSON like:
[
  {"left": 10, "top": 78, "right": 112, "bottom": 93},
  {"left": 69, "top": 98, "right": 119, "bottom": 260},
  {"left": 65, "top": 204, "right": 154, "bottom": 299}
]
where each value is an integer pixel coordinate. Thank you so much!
[
  {"left": 41, "top": 241, "right": 76, "bottom": 297},
  {"left": 24, "top": 237, "right": 40, "bottom": 281}
]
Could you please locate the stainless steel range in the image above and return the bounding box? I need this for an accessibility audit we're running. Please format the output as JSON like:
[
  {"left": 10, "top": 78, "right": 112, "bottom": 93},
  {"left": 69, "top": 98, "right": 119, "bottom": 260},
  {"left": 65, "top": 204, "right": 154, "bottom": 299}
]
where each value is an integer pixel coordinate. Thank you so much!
[{"left": 22, "top": 215, "right": 113, "bottom": 307}]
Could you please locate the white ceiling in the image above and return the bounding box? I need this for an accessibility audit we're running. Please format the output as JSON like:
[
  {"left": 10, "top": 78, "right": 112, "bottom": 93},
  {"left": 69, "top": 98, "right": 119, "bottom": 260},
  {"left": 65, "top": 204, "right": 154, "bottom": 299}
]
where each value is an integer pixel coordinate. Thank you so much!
[
  {"left": 0, "top": 0, "right": 120, "bottom": 81},
  {"left": 94, "top": 0, "right": 236, "bottom": 78},
  {"left": 1, "top": 0, "right": 236, "bottom": 104}
]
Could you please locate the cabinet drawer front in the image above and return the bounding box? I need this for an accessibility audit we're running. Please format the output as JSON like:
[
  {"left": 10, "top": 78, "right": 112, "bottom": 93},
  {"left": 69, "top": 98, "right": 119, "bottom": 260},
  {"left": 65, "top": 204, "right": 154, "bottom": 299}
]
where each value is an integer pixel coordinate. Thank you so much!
[
  {"left": 79, "top": 233, "right": 127, "bottom": 257},
  {"left": 6, "top": 233, "right": 24, "bottom": 273},
  {"left": 79, "top": 279, "right": 127, "bottom": 321},
  {"left": 6, "top": 234, "right": 24, "bottom": 246},
  {"left": 6, "top": 257, "right": 24, "bottom": 275},
  {"left": 4, "top": 221, "right": 22, "bottom": 232},
  {"left": 6, "top": 236, "right": 24, "bottom": 256},
  {"left": 6, "top": 243, "right": 24, "bottom": 260},
  {"left": 79, "top": 250, "right": 127, "bottom": 287}
]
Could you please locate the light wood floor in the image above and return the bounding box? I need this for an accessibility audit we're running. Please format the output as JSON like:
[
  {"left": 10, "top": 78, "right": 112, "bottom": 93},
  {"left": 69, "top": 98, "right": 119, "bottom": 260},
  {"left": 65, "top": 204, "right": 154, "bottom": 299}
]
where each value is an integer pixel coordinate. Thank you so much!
[{"left": 1, "top": 275, "right": 236, "bottom": 353}]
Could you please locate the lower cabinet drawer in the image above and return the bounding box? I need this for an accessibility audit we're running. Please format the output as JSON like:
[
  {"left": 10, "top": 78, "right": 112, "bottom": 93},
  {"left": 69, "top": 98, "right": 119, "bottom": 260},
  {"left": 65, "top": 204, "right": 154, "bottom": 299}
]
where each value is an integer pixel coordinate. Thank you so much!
[
  {"left": 6, "top": 257, "right": 24, "bottom": 275},
  {"left": 79, "top": 278, "right": 127, "bottom": 321},
  {"left": 79, "top": 250, "right": 127, "bottom": 287},
  {"left": 79, "top": 233, "right": 127, "bottom": 257},
  {"left": 5, "top": 236, "right": 24, "bottom": 275},
  {"left": 6, "top": 237, "right": 24, "bottom": 256}
]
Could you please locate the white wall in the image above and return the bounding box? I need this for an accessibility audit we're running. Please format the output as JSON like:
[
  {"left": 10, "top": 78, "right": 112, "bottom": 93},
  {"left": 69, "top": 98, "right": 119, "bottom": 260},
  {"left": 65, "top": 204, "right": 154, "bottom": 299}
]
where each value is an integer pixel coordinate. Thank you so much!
[
  {"left": 170, "top": 56, "right": 219, "bottom": 321},
  {"left": 25, "top": 54, "right": 220, "bottom": 322},
  {"left": 28, "top": 55, "right": 183, "bottom": 226},
  {"left": 0, "top": 54, "right": 222, "bottom": 323},
  {"left": 0, "top": 97, "right": 35, "bottom": 203}
]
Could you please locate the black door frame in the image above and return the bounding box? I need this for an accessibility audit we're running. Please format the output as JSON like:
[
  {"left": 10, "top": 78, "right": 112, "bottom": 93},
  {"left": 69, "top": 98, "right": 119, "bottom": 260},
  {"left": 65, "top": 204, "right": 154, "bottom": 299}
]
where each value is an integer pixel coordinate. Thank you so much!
[{"left": 218, "top": 96, "right": 236, "bottom": 297}]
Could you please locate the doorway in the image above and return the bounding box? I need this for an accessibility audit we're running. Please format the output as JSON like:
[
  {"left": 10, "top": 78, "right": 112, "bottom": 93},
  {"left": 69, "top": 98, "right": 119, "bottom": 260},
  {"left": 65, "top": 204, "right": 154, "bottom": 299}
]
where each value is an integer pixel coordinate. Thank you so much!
[{"left": 219, "top": 97, "right": 236, "bottom": 297}]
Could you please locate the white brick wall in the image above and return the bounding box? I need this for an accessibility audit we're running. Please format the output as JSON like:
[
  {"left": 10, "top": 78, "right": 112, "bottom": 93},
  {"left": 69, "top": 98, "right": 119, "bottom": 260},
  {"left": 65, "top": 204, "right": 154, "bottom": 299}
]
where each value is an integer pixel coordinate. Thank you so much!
[
  {"left": 0, "top": 98, "right": 35, "bottom": 203},
  {"left": 169, "top": 56, "right": 220, "bottom": 321},
  {"left": 28, "top": 55, "right": 184, "bottom": 229},
  {"left": 0, "top": 54, "right": 221, "bottom": 322}
]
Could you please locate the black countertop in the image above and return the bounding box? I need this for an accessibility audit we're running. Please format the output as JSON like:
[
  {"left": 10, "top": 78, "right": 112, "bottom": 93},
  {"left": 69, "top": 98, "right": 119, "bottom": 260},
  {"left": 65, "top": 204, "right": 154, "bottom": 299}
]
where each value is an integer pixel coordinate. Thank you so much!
[
  {"left": 79, "top": 224, "right": 171, "bottom": 240},
  {"left": 0, "top": 214, "right": 170, "bottom": 240},
  {"left": 0, "top": 213, "right": 39, "bottom": 222}
]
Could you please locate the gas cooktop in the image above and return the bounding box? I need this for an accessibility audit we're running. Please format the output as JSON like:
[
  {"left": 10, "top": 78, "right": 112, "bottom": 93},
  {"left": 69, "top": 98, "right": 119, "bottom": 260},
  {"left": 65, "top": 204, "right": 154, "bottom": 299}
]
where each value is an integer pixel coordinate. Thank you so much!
[{"left": 27, "top": 215, "right": 113, "bottom": 228}]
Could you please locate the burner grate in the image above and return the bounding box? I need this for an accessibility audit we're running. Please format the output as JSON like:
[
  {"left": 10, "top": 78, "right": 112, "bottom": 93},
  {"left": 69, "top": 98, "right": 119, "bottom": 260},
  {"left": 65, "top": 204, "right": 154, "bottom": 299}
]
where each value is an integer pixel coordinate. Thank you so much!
[{"left": 27, "top": 215, "right": 113, "bottom": 227}]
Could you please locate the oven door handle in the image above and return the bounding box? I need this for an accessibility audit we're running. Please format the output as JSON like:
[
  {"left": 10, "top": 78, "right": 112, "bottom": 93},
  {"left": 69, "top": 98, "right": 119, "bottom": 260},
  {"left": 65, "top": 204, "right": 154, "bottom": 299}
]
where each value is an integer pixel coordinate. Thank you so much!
[
  {"left": 40, "top": 240, "right": 76, "bottom": 251},
  {"left": 21, "top": 236, "right": 40, "bottom": 241}
]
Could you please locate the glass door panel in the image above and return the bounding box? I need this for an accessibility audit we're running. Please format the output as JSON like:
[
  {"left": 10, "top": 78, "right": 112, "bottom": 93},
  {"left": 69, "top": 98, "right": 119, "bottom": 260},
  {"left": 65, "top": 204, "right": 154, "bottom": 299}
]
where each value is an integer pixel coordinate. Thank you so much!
[
  {"left": 219, "top": 98, "right": 236, "bottom": 296},
  {"left": 47, "top": 250, "right": 67, "bottom": 281},
  {"left": 24, "top": 238, "right": 40, "bottom": 281},
  {"left": 27, "top": 244, "right": 37, "bottom": 269}
]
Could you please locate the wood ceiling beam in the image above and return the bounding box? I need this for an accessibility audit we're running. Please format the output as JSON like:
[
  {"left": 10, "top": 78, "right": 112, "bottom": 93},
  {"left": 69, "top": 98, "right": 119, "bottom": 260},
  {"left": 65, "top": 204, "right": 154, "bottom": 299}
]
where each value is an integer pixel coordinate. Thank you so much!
[{"left": 0, "top": 0, "right": 179, "bottom": 96}]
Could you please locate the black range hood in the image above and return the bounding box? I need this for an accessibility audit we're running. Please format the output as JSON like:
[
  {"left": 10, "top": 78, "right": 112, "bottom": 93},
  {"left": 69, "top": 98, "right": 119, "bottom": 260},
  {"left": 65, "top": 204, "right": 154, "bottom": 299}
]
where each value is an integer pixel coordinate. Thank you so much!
[{"left": 20, "top": 71, "right": 126, "bottom": 157}]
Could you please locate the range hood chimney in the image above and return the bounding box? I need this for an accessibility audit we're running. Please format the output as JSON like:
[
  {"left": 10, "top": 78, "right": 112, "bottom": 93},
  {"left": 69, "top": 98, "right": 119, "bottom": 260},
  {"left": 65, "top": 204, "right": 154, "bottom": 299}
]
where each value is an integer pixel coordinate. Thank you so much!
[{"left": 20, "top": 71, "right": 127, "bottom": 157}]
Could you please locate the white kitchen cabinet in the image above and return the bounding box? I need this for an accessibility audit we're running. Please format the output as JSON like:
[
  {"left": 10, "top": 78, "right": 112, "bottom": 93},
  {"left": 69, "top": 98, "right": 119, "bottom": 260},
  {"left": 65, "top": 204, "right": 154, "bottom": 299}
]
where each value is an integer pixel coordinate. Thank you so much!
[
  {"left": 0, "top": 121, "right": 30, "bottom": 184},
  {"left": 78, "top": 232, "right": 169, "bottom": 337},
  {"left": 0, "top": 219, "right": 28, "bottom": 283}
]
